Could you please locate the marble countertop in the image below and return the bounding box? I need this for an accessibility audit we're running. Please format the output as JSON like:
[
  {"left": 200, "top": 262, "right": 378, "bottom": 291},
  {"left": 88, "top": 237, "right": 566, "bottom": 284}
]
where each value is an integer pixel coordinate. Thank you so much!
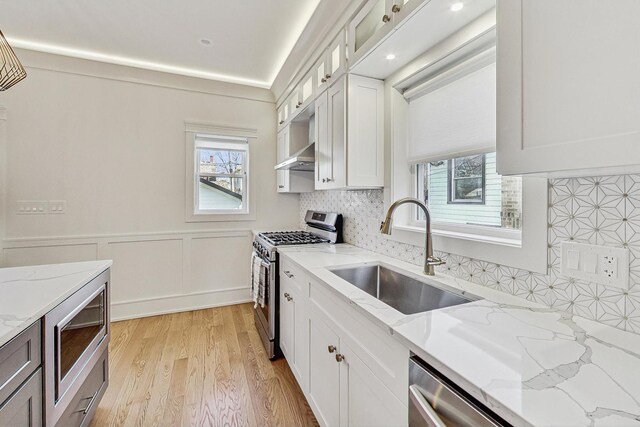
[
  {"left": 278, "top": 244, "right": 640, "bottom": 427},
  {"left": 0, "top": 260, "right": 113, "bottom": 348}
]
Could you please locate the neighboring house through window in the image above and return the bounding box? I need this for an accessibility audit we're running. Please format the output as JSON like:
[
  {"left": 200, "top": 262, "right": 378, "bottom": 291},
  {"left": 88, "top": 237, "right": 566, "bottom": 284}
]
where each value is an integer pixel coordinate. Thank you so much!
[{"left": 185, "top": 123, "right": 256, "bottom": 222}]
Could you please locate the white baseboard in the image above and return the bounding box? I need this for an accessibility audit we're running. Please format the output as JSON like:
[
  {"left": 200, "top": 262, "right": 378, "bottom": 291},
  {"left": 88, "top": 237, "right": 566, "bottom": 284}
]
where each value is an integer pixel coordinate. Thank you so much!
[{"left": 110, "top": 287, "right": 252, "bottom": 321}]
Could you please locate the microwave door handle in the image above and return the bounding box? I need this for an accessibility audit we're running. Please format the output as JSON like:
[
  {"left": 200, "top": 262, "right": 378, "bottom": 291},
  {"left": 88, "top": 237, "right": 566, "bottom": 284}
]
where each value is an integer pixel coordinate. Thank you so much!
[{"left": 409, "top": 385, "right": 447, "bottom": 427}]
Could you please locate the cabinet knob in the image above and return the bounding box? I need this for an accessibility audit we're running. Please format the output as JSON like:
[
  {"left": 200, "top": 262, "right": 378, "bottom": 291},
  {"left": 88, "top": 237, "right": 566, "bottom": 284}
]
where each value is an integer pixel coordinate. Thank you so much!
[
  {"left": 328, "top": 345, "right": 337, "bottom": 353},
  {"left": 284, "top": 270, "right": 294, "bottom": 278},
  {"left": 382, "top": 14, "right": 391, "bottom": 23},
  {"left": 284, "top": 292, "right": 293, "bottom": 302},
  {"left": 326, "top": 178, "right": 332, "bottom": 182},
  {"left": 335, "top": 353, "right": 345, "bottom": 362},
  {"left": 325, "top": 73, "right": 331, "bottom": 79},
  {"left": 321, "top": 78, "right": 327, "bottom": 83},
  {"left": 279, "top": 120, "right": 284, "bottom": 125},
  {"left": 278, "top": 185, "right": 285, "bottom": 189},
  {"left": 391, "top": 4, "right": 401, "bottom": 13},
  {"left": 322, "top": 178, "right": 326, "bottom": 183}
]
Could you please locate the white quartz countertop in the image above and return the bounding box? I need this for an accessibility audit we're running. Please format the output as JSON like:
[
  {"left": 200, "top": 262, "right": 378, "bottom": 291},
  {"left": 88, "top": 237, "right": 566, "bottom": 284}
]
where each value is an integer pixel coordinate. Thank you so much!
[
  {"left": 278, "top": 244, "right": 640, "bottom": 427},
  {"left": 0, "top": 260, "right": 112, "bottom": 348}
]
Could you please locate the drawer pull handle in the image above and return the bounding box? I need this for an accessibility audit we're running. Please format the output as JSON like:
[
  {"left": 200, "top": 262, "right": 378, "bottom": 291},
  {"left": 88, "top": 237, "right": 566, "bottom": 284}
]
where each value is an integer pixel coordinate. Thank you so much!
[
  {"left": 335, "top": 353, "right": 345, "bottom": 362},
  {"left": 284, "top": 271, "right": 294, "bottom": 278},
  {"left": 328, "top": 345, "right": 337, "bottom": 353},
  {"left": 75, "top": 390, "right": 99, "bottom": 414}
]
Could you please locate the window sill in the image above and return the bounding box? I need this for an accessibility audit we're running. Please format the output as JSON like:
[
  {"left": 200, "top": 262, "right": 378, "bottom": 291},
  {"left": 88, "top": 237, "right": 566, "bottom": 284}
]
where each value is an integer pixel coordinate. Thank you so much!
[
  {"left": 394, "top": 224, "right": 522, "bottom": 248},
  {"left": 186, "top": 210, "right": 256, "bottom": 223}
]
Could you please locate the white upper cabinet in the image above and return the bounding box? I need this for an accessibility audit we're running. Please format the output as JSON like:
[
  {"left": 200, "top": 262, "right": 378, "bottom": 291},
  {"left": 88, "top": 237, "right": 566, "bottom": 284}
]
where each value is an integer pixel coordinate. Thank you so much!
[
  {"left": 497, "top": 0, "right": 640, "bottom": 176},
  {"left": 316, "top": 30, "right": 347, "bottom": 94},
  {"left": 315, "top": 75, "right": 384, "bottom": 190},
  {"left": 299, "top": 71, "right": 315, "bottom": 110},
  {"left": 348, "top": 0, "right": 429, "bottom": 66}
]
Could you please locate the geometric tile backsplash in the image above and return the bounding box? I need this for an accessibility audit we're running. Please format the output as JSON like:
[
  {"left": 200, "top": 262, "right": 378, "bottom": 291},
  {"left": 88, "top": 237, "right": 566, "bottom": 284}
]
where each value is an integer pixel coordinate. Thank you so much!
[{"left": 300, "top": 175, "right": 640, "bottom": 335}]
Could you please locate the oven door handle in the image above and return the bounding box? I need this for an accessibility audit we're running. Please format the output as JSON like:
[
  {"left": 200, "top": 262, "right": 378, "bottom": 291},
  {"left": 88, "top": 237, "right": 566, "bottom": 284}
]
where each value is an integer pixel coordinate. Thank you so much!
[{"left": 409, "top": 385, "right": 447, "bottom": 427}]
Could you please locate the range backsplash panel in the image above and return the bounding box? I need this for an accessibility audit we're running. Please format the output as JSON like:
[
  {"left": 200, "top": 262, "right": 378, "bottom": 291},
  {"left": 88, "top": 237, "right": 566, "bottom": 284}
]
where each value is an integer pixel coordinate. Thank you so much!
[{"left": 300, "top": 175, "right": 640, "bottom": 335}]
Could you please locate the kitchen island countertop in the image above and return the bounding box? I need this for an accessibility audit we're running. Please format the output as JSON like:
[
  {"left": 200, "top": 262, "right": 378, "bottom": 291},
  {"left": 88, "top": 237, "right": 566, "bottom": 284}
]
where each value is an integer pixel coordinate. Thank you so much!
[
  {"left": 278, "top": 243, "right": 640, "bottom": 427},
  {"left": 0, "top": 260, "right": 113, "bottom": 347}
]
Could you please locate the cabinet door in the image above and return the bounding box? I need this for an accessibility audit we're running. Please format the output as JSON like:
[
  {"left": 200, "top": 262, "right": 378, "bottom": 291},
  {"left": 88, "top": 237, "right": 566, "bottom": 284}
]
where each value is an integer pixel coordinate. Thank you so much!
[
  {"left": 314, "top": 90, "right": 330, "bottom": 190},
  {"left": 339, "top": 342, "right": 407, "bottom": 427},
  {"left": 327, "top": 31, "right": 347, "bottom": 84},
  {"left": 348, "top": 0, "right": 395, "bottom": 66},
  {"left": 0, "top": 369, "right": 42, "bottom": 427},
  {"left": 308, "top": 312, "right": 341, "bottom": 427},
  {"left": 299, "top": 71, "right": 315, "bottom": 109},
  {"left": 347, "top": 75, "right": 384, "bottom": 188},
  {"left": 391, "top": 0, "right": 428, "bottom": 24},
  {"left": 497, "top": 0, "right": 640, "bottom": 175},
  {"left": 276, "top": 129, "right": 290, "bottom": 192},
  {"left": 326, "top": 76, "right": 347, "bottom": 189},
  {"left": 277, "top": 105, "right": 286, "bottom": 130},
  {"left": 292, "top": 287, "right": 308, "bottom": 391},
  {"left": 315, "top": 54, "right": 331, "bottom": 95},
  {"left": 279, "top": 280, "right": 294, "bottom": 361}
]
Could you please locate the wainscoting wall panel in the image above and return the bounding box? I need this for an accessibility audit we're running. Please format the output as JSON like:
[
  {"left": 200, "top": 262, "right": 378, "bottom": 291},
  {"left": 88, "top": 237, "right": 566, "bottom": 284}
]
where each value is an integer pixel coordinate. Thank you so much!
[{"left": 1, "top": 230, "right": 253, "bottom": 320}]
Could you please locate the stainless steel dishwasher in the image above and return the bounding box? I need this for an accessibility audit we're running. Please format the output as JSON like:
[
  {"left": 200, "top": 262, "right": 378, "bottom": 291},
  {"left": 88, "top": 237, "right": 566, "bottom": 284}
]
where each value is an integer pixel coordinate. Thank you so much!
[{"left": 409, "top": 356, "right": 509, "bottom": 427}]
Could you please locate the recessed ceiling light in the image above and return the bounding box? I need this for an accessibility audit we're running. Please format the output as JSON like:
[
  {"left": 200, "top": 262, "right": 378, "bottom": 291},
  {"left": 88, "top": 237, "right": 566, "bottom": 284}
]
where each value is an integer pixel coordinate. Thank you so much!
[
  {"left": 450, "top": 2, "right": 464, "bottom": 11},
  {"left": 386, "top": 54, "right": 396, "bottom": 60},
  {"left": 199, "top": 38, "right": 213, "bottom": 46}
]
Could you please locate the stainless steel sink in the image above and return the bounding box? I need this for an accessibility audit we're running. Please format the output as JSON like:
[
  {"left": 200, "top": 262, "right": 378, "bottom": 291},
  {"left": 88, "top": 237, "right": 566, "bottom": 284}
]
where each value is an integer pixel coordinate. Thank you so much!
[{"left": 330, "top": 264, "right": 478, "bottom": 315}]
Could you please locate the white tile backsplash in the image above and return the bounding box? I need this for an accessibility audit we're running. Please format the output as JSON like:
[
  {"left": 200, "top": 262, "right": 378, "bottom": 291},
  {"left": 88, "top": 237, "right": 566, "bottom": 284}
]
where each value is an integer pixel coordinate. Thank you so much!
[{"left": 301, "top": 175, "right": 640, "bottom": 335}]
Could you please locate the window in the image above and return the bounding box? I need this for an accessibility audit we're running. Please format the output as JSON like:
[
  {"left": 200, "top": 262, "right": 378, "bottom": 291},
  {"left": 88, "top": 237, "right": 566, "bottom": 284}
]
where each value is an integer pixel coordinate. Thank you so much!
[
  {"left": 194, "top": 134, "right": 249, "bottom": 215},
  {"left": 448, "top": 154, "right": 485, "bottom": 204},
  {"left": 416, "top": 152, "right": 522, "bottom": 230}
]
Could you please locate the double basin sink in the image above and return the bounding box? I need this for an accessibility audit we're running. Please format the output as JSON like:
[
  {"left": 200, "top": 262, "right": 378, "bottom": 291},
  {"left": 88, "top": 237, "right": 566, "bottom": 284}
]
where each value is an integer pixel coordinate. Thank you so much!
[{"left": 329, "top": 264, "right": 479, "bottom": 315}]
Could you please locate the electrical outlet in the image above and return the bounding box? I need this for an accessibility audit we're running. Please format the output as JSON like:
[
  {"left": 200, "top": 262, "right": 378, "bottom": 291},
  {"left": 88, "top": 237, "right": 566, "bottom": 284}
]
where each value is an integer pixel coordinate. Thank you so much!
[
  {"left": 561, "top": 242, "right": 629, "bottom": 290},
  {"left": 601, "top": 255, "right": 618, "bottom": 278}
]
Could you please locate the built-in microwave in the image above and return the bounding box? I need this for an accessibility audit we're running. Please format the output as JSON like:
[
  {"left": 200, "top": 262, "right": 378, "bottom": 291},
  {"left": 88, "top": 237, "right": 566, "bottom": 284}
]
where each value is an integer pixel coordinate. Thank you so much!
[{"left": 44, "top": 269, "right": 110, "bottom": 426}]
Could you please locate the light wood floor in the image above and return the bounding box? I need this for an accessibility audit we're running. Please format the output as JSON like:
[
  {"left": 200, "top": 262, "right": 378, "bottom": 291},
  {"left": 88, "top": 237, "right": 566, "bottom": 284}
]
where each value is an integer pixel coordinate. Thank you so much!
[{"left": 90, "top": 303, "right": 318, "bottom": 427}]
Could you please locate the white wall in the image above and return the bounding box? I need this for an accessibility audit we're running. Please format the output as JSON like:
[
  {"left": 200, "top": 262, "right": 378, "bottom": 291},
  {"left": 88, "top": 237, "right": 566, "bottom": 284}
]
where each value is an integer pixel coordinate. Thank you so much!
[{"left": 0, "top": 49, "right": 300, "bottom": 320}]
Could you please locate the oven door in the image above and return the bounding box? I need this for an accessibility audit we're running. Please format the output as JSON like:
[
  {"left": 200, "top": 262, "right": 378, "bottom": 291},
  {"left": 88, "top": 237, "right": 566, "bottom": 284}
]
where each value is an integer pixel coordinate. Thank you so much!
[{"left": 253, "top": 251, "right": 276, "bottom": 340}]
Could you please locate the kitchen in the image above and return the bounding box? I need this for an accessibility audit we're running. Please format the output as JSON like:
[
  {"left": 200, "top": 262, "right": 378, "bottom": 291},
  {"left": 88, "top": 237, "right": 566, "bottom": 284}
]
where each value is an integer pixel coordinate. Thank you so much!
[{"left": 1, "top": 0, "right": 640, "bottom": 426}]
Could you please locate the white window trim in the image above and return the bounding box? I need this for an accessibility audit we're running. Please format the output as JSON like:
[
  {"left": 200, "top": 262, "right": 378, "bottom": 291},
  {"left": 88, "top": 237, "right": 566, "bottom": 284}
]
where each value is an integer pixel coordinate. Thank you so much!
[
  {"left": 185, "top": 122, "right": 257, "bottom": 222},
  {"left": 385, "top": 82, "right": 548, "bottom": 274}
]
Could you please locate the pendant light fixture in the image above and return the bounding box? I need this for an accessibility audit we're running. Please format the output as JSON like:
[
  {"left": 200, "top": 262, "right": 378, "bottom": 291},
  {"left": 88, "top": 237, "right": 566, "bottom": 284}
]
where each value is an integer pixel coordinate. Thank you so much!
[{"left": 0, "top": 29, "right": 27, "bottom": 91}]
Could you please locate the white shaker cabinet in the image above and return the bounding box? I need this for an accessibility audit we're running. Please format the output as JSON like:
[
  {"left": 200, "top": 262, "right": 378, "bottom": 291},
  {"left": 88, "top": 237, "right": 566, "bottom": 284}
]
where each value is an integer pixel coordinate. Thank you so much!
[
  {"left": 314, "top": 74, "right": 384, "bottom": 190},
  {"left": 497, "top": 0, "right": 640, "bottom": 176}
]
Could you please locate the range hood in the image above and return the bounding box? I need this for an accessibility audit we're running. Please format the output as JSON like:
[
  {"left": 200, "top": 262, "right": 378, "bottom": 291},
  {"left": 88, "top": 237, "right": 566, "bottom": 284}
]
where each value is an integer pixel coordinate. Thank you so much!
[{"left": 274, "top": 142, "right": 315, "bottom": 172}]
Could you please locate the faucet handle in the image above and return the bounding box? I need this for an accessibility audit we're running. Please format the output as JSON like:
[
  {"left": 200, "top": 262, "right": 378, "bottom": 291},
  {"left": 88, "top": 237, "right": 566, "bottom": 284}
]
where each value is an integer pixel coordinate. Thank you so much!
[{"left": 426, "top": 257, "right": 446, "bottom": 266}]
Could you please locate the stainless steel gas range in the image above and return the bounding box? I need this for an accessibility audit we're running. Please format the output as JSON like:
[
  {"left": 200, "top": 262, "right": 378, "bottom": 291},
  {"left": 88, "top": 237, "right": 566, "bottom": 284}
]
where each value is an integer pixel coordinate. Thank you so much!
[{"left": 252, "top": 210, "right": 342, "bottom": 359}]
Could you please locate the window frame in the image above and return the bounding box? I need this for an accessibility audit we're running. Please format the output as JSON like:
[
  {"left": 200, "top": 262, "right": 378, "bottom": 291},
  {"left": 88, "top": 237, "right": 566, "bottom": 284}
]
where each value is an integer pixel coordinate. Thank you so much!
[
  {"left": 387, "top": 81, "right": 547, "bottom": 274},
  {"left": 185, "top": 122, "right": 257, "bottom": 223},
  {"left": 447, "top": 155, "right": 486, "bottom": 205}
]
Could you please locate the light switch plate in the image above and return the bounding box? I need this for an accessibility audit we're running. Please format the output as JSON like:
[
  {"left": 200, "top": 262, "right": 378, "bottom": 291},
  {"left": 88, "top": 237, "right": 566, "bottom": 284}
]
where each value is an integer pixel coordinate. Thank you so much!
[
  {"left": 17, "top": 200, "right": 48, "bottom": 215},
  {"left": 49, "top": 200, "right": 66, "bottom": 214},
  {"left": 561, "top": 242, "right": 629, "bottom": 290}
]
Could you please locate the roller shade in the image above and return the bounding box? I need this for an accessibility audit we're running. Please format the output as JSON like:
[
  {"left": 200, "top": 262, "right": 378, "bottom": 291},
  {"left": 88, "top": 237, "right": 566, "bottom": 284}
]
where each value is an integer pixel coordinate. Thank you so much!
[{"left": 406, "top": 50, "right": 496, "bottom": 164}]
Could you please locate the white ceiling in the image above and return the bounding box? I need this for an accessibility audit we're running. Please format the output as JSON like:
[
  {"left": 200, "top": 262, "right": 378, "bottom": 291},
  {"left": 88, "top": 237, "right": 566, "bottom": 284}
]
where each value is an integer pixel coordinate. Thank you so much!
[{"left": 0, "top": 0, "right": 322, "bottom": 88}]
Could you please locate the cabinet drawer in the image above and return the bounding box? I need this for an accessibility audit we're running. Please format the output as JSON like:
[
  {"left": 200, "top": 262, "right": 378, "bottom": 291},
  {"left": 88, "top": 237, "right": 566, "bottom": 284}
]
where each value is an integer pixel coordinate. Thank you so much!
[
  {"left": 0, "top": 321, "right": 41, "bottom": 406},
  {"left": 0, "top": 368, "right": 43, "bottom": 426},
  {"left": 57, "top": 350, "right": 108, "bottom": 427},
  {"left": 280, "top": 257, "right": 308, "bottom": 295},
  {"left": 309, "top": 277, "right": 409, "bottom": 405}
]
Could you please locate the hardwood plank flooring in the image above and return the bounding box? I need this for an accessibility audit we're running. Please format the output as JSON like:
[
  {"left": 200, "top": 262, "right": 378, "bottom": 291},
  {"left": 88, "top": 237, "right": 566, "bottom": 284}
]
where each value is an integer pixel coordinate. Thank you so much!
[{"left": 90, "top": 304, "right": 318, "bottom": 427}]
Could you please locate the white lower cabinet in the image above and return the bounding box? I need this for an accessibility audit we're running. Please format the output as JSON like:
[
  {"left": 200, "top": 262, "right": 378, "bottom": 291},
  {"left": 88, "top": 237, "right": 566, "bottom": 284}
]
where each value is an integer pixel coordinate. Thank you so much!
[
  {"left": 308, "top": 313, "right": 341, "bottom": 427},
  {"left": 339, "top": 341, "right": 408, "bottom": 427},
  {"left": 279, "top": 255, "right": 408, "bottom": 427}
]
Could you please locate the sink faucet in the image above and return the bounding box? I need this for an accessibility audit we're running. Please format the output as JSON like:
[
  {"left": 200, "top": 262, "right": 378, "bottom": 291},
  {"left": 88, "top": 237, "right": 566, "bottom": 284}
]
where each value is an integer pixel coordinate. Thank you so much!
[{"left": 380, "top": 197, "right": 445, "bottom": 276}]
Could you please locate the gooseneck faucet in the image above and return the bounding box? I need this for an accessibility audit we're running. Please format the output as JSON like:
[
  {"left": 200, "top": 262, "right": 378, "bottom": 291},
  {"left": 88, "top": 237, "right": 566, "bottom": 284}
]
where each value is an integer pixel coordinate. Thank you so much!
[{"left": 380, "top": 198, "right": 445, "bottom": 276}]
